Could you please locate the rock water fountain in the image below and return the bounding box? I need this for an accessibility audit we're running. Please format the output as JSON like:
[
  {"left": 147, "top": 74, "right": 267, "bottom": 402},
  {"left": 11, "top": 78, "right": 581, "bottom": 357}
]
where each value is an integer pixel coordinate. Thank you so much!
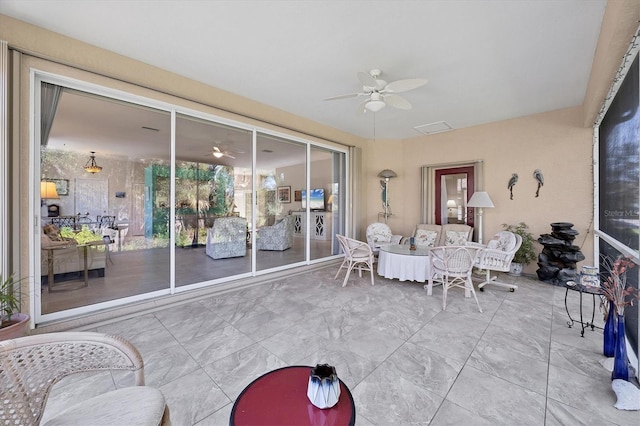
[{"left": 536, "top": 222, "right": 585, "bottom": 285}]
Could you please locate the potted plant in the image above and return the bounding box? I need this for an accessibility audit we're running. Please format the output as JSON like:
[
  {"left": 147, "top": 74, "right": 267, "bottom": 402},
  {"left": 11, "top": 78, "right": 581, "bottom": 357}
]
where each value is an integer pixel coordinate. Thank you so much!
[
  {"left": 503, "top": 222, "right": 537, "bottom": 276},
  {"left": 0, "top": 274, "right": 30, "bottom": 340}
]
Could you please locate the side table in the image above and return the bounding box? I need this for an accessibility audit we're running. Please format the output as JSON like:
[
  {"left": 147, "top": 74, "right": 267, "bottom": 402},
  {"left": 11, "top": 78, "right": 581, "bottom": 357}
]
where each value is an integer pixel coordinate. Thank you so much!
[
  {"left": 230, "top": 365, "right": 355, "bottom": 426},
  {"left": 564, "top": 282, "right": 604, "bottom": 337}
]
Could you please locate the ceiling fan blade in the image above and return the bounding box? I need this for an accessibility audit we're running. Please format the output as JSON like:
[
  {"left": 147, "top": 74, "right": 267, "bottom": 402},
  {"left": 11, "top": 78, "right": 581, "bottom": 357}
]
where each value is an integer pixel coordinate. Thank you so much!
[
  {"left": 357, "top": 71, "right": 378, "bottom": 88},
  {"left": 384, "top": 94, "right": 412, "bottom": 110},
  {"left": 224, "top": 153, "right": 236, "bottom": 159},
  {"left": 384, "top": 78, "right": 428, "bottom": 93},
  {"left": 323, "top": 92, "right": 361, "bottom": 101}
]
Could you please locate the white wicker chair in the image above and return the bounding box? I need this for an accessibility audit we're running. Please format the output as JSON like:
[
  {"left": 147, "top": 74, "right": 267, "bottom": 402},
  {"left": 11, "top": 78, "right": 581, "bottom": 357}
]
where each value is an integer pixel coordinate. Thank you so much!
[
  {"left": 428, "top": 245, "right": 483, "bottom": 313},
  {"left": 335, "top": 235, "right": 376, "bottom": 287},
  {"left": 474, "top": 231, "right": 522, "bottom": 292},
  {"left": 365, "top": 222, "right": 402, "bottom": 255},
  {"left": 0, "top": 332, "right": 170, "bottom": 426}
]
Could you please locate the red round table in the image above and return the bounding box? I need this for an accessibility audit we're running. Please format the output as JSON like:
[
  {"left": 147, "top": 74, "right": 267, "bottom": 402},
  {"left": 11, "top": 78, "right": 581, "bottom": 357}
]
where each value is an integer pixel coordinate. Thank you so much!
[{"left": 230, "top": 365, "right": 356, "bottom": 426}]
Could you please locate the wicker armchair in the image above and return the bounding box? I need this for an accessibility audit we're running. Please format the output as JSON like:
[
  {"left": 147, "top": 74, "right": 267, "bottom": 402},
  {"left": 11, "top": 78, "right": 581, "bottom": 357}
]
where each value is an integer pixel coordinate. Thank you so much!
[{"left": 0, "top": 332, "right": 170, "bottom": 426}]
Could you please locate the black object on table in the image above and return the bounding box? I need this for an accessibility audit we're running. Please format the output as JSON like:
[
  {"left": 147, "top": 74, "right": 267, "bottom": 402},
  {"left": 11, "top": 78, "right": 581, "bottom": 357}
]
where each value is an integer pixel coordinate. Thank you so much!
[{"left": 564, "top": 282, "right": 604, "bottom": 337}]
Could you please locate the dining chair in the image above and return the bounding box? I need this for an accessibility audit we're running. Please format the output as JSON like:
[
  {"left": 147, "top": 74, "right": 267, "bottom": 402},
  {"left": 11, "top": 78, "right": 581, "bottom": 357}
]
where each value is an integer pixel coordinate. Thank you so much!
[
  {"left": 429, "top": 245, "right": 482, "bottom": 312},
  {"left": 334, "top": 235, "right": 375, "bottom": 287}
]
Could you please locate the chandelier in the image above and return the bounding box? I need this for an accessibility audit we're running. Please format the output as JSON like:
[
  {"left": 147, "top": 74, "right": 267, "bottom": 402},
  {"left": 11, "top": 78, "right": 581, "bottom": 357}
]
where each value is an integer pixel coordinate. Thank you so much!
[{"left": 84, "top": 151, "right": 103, "bottom": 174}]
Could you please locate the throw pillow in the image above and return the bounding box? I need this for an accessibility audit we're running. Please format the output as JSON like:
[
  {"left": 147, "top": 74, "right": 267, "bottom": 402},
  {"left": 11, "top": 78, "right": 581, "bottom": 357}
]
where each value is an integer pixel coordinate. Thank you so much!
[
  {"left": 43, "top": 224, "right": 62, "bottom": 241},
  {"left": 445, "top": 230, "right": 469, "bottom": 246},
  {"left": 415, "top": 229, "right": 438, "bottom": 247}
]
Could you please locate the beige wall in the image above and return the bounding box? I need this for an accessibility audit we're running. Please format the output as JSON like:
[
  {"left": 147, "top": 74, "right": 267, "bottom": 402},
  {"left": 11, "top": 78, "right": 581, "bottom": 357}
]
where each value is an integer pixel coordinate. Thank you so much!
[{"left": 368, "top": 106, "right": 594, "bottom": 275}]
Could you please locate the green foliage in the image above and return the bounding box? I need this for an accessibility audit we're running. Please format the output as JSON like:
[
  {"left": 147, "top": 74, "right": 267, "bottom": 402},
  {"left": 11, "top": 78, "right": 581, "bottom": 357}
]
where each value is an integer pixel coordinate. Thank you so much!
[
  {"left": 0, "top": 274, "right": 21, "bottom": 327},
  {"left": 59, "top": 226, "right": 103, "bottom": 244},
  {"left": 502, "top": 222, "right": 537, "bottom": 265}
]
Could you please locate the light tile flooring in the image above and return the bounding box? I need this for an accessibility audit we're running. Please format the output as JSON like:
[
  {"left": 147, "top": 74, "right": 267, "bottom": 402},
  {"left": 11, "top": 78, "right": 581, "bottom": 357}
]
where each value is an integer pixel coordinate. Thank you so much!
[{"left": 43, "top": 266, "right": 639, "bottom": 425}]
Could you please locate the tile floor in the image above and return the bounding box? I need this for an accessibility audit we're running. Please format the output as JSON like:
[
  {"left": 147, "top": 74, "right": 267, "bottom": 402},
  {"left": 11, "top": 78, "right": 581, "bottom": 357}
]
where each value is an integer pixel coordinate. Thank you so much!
[{"left": 43, "top": 266, "right": 639, "bottom": 425}]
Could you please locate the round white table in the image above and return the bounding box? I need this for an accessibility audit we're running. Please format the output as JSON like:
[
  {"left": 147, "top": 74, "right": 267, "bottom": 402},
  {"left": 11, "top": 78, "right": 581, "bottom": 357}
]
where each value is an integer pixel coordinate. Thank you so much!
[{"left": 377, "top": 244, "right": 432, "bottom": 283}]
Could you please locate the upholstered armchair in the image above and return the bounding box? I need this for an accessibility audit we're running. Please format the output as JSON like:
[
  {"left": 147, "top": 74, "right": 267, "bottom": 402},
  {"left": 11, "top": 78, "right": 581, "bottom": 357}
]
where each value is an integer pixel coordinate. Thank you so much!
[
  {"left": 257, "top": 215, "right": 294, "bottom": 251},
  {"left": 205, "top": 216, "right": 247, "bottom": 259}
]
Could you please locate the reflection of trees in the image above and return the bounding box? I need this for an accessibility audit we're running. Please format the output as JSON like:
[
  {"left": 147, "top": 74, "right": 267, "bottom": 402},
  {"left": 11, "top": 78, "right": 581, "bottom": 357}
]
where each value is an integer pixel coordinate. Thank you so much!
[{"left": 174, "top": 163, "right": 234, "bottom": 246}]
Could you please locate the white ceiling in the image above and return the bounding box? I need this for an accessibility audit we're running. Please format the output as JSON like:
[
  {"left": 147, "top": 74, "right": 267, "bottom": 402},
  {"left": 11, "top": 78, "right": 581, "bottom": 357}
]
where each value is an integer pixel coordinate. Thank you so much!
[{"left": 0, "top": 0, "right": 607, "bottom": 140}]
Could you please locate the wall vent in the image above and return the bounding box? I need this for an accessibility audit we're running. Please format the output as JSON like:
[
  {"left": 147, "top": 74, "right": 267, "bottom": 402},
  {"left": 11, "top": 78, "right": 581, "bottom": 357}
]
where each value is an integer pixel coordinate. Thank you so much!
[{"left": 413, "top": 121, "right": 453, "bottom": 135}]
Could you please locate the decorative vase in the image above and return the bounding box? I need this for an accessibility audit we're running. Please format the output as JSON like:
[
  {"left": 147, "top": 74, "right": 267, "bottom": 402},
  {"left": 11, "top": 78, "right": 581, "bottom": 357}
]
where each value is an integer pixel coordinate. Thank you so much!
[
  {"left": 307, "top": 364, "right": 341, "bottom": 409},
  {"left": 603, "top": 300, "right": 616, "bottom": 357},
  {"left": 612, "top": 314, "right": 629, "bottom": 381},
  {"left": 509, "top": 263, "right": 523, "bottom": 276}
]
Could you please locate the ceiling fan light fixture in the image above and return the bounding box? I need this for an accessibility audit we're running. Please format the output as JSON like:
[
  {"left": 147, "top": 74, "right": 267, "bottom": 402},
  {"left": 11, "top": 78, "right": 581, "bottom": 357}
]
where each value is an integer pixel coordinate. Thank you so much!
[
  {"left": 213, "top": 151, "right": 224, "bottom": 158},
  {"left": 365, "top": 99, "right": 386, "bottom": 112},
  {"left": 83, "top": 151, "right": 103, "bottom": 174}
]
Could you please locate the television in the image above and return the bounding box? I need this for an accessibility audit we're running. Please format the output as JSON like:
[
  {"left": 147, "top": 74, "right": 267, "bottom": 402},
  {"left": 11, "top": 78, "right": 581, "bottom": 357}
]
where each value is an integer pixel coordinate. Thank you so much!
[{"left": 301, "top": 188, "right": 325, "bottom": 211}]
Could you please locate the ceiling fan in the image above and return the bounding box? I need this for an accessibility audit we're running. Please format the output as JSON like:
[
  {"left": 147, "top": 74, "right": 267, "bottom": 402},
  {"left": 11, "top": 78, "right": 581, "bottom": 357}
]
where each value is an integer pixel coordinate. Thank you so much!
[
  {"left": 206, "top": 146, "right": 236, "bottom": 159},
  {"left": 324, "top": 69, "right": 428, "bottom": 113}
]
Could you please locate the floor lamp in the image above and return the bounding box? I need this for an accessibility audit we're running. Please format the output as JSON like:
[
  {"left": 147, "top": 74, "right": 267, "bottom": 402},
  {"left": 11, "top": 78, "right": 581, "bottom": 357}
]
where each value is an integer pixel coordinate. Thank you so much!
[
  {"left": 467, "top": 191, "right": 494, "bottom": 244},
  {"left": 377, "top": 169, "right": 397, "bottom": 223}
]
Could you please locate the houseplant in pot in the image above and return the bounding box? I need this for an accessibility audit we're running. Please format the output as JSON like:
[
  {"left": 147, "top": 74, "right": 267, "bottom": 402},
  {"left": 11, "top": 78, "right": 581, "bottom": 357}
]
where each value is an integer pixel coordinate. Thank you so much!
[
  {"left": 503, "top": 222, "right": 536, "bottom": 276},
  {"left": 0, "top": 274, "right": 30, "bottom": 340}
]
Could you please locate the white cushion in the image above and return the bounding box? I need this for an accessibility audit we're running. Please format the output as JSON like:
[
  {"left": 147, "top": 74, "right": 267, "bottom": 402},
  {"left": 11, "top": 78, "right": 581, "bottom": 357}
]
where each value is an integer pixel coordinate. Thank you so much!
[
  {"left": 43, "top": 386, "right": 167, "bottom": 426},
  {"left": 445, "top": 230, "right": 469, "bottom": 246},
  {"left": 414, "top": 229, "right": 438, "bottom": 247}
]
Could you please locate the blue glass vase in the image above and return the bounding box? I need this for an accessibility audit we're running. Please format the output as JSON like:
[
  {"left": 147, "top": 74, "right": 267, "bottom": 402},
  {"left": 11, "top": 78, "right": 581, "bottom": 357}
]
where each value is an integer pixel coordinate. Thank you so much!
[
  {"left": 611, "top": 314, "right": 629, "bottom": 381},
  {"left": 603, "top": 300, "right": 616, "bottom": 357}
]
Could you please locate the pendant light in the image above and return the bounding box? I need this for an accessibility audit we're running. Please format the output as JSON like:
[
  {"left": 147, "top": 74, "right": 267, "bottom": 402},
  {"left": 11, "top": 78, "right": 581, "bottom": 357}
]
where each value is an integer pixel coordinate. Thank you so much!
[{"left": 84, "top": 151, "right": 103, "bottom": 174}]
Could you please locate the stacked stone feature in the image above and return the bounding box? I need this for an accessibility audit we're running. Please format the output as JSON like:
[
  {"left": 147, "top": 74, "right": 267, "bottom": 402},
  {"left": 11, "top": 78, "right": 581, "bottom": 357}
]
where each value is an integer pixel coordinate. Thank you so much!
[{"left": 536, "top": 222, "right": 585, "bottom": 285}]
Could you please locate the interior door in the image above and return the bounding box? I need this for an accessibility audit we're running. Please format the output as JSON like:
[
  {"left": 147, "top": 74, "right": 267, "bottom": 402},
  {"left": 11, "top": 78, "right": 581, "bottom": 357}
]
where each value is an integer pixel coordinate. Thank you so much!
[
  {"left": 74, "top": 178, "right": 108, "bottom": 218},
  {"left": 434, "top": 166, "right": 475, "bottom": 227}
]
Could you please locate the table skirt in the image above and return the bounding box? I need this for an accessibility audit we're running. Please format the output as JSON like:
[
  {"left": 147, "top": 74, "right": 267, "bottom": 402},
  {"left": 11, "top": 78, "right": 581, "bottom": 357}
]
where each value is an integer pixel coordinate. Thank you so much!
[{"left": 377, "top": 250, "right": 431, "bottom": 282}]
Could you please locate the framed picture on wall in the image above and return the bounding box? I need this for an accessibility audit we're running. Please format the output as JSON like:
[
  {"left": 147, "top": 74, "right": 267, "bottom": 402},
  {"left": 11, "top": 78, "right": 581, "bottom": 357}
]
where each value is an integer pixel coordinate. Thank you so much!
[
  {"left": 294, "top": 190, "right": 302, "bottom": 202},
  {"left": 51, "top": 178, "right": 69, "bottom": 196},
  {"left": 278, "top": 186, "right": 291, "bottom": 203}
]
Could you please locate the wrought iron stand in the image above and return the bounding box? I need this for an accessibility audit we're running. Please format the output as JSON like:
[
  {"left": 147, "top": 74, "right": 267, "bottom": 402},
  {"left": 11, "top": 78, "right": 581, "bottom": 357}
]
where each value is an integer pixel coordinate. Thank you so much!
[{"left": 564, "top": 282, "right": 604, "bottom": 337}]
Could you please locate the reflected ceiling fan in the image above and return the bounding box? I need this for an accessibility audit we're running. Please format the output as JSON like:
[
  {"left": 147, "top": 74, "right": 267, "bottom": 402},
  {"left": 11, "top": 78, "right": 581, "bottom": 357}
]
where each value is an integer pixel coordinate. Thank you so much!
[
  {"left": 205, "top": 146, "right": 236, "bottom": 159},
  {"left": 324, "top": 69, "right": 427, "bottom": 113}
]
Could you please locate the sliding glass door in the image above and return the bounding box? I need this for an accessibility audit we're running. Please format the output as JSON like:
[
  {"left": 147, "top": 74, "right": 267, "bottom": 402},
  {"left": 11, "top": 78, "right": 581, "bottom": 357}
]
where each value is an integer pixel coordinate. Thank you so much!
[
  {"left": 175, "top": 115, "right": 252, "bottom": 285},
  {"left": 39, "top": 83, "right": 171, "bottom": 315},
  {"left": 34, "top": 72, "right": 347, "bottom": 324}
]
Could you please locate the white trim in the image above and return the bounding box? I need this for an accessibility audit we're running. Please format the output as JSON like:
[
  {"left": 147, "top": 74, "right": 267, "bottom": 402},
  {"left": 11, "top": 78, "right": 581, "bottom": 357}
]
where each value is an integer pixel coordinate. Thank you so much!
[{"left": 0, "top": 40, "right": 8, "bottom": 279}]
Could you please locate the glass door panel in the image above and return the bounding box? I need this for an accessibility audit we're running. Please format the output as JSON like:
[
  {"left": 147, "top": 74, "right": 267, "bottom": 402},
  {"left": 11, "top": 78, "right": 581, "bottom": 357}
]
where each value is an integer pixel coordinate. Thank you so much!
[
  {"left": 255, "top": 133, "right": 306, "bottom": 271},
  {"left": 175, "top": 115, "right": 252, "bottom": 286},
  {"left": 39, "top": 85, "right": 171, "bottom": 314},
  {"left": 309, "top": 147, "right": 344, "bottom": 260}
]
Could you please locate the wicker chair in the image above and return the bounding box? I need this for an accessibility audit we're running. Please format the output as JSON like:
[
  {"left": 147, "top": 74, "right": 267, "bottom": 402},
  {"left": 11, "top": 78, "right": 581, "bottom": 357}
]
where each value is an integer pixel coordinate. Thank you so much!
[{"left": 0, "top": 332, "right": 170, "bottom": 426}]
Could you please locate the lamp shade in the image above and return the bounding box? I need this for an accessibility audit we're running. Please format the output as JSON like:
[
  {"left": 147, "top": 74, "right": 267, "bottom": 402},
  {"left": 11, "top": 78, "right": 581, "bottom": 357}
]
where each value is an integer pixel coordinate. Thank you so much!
[
  {"left": 377, "top": 169, "right": 397, "bottom": 179},
  {"left": 446, "top": 199, "right": 457, "bottom": 208},
  {"left": 467, "top": 191, "right": 494, "bottom": 208},
  {"left": 40, "top": 181, "right": 59, "bottom": 199}
]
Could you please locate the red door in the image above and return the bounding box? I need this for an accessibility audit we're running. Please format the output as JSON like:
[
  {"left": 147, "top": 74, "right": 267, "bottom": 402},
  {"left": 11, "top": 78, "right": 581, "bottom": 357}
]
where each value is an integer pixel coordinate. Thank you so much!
[{"left": 434, "top": 166, "right": 475, "bottom": 227}]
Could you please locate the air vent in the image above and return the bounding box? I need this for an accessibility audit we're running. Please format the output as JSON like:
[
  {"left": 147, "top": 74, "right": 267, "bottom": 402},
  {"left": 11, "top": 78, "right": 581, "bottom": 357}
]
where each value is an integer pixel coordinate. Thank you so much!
[
  {"left": 141, "top": 126, "right": 159, "bottom": 132},
  {"left": 262, "top": 149, "right": 273, "bottom": 153},
  {"left": 413, "top": 121, "right": 453, "bottom": 135}
]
